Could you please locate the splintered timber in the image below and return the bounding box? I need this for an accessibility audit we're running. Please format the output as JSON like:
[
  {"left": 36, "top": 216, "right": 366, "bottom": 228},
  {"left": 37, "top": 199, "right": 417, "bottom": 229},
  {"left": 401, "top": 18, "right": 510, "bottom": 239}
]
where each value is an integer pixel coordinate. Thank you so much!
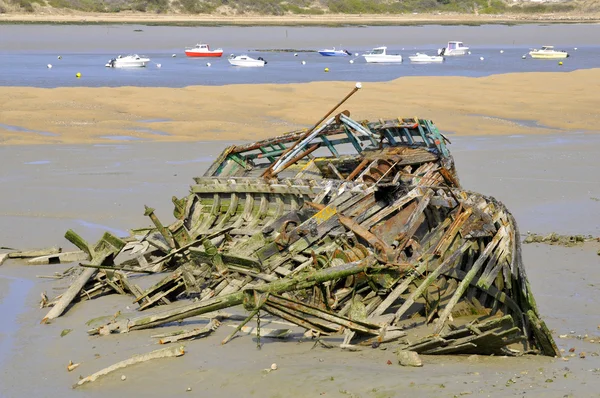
[{"left": 16, "top": 83, "right": 557, "bottom": 362}]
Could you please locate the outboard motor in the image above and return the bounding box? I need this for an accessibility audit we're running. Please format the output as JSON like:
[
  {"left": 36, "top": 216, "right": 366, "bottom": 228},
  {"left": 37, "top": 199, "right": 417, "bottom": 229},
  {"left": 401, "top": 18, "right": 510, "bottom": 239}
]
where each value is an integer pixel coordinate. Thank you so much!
[
  {"left": 258, "top": 57, "right": 267, "bottom": 65},
  {"left": 345, "top": 50, "right": 352, "bottom": 56},
  {"left": 438, "top": 48, "right": 446, "bottom": 56}
]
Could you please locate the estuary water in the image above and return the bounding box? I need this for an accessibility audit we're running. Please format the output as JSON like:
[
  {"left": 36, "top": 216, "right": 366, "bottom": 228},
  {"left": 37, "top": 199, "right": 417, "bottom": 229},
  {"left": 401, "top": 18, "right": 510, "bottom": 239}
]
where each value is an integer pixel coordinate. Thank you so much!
[{"left": 0, "top": 23, "right": 600, "bottom": 87}]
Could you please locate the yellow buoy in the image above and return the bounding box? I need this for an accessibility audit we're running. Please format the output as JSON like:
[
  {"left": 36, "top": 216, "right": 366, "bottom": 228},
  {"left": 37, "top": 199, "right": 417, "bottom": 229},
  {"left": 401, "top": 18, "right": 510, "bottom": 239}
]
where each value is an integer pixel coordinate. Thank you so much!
[
  {"left": 76, "top": 72, "right": 81, "bottom": 78},
  {"left": 324, "top": 67, "right": 329, "bottom": 72},
  {"left": 558, "top": 61, "right": 563, "bottom": 66}
]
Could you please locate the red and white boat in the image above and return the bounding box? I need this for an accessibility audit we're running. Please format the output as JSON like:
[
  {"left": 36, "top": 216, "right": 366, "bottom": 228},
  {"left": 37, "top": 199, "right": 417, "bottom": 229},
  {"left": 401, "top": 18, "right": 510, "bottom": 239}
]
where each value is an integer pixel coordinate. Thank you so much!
[{"left": 184, "top": 43, "right": 224, "bottom": 58}]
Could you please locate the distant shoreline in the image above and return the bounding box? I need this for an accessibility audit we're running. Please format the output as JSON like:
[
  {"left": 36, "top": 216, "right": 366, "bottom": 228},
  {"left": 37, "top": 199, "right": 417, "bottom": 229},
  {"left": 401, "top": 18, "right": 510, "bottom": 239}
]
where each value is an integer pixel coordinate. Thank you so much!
[{"left": 2, "top": 12, "right": 600, "bottom": 26}]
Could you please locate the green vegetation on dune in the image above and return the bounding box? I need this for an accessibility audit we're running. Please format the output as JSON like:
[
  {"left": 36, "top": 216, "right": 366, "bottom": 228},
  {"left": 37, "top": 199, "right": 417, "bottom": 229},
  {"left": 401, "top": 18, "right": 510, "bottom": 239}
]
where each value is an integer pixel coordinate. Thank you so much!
[{"left": 0, "top": 0, "right": 583, "bottom": 15}]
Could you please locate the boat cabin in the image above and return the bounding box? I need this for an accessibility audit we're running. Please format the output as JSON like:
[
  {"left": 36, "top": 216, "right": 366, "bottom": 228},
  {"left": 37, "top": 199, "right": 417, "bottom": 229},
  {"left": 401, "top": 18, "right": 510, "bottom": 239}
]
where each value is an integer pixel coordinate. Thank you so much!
[
  {"left": 368, "top": 46, "right": 387, "bottom": 55},
  {"left": 447, "top": 41, "right": 467, "bottom": 50}
]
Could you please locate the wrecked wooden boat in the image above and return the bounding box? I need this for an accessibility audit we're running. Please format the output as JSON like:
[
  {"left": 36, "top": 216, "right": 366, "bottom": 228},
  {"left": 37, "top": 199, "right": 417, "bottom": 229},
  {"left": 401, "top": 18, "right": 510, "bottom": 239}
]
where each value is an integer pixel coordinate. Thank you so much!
[{"left": 36, "top": 84, "right": 558, "bottom": 358}]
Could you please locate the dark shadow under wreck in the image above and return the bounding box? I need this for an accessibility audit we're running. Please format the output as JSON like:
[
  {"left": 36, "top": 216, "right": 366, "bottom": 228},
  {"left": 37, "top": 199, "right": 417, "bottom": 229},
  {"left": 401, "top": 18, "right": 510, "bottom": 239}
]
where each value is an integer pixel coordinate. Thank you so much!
[{"left": 34, "top": 83, "right": 559, "bottom": 358}]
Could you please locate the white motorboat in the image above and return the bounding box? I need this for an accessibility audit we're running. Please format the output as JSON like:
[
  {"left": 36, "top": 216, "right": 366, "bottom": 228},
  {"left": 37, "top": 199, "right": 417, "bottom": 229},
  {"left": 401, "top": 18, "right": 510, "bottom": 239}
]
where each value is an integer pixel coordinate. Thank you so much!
[
  {"left": 439, "top": 41, "right": 469, "bottom": 56},
  {"left": 409, "top": 53, "right": 444, "bottom": 63},
  {"left": 362, "top": 46, "right": 403, "bottom": 63},
  {"left": 105, "top": 54, "right": 150, "bottom": 68},
  {"left": 529, "top": 46, "right": 569, "bottom": 59},
  {"left": 228, "top": 54, "right": 267, "bottom": 67},
  {"left": 318, "top": 48, "right": 352, "bottom": 56}
]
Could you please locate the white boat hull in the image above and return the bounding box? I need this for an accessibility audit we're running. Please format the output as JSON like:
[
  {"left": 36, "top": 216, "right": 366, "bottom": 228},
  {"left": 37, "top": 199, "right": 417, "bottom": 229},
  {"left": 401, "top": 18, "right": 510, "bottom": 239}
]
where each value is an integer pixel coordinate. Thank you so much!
[
  {"left": 106, "top": 55, "right": 150, "bottom": 68},
  {"left": 363, "top": 54, "right": 403, "bottom": 63},
  {"left": 112, "top": 60, "right": 149, "bottom": 68},
  {"left": 529, "top": 52, "right": 569, "bottom": 59},
  {"left": 228, "top": 56, "right": 266, "bottom": 67},
  {"left": 444, "top": 49, "right": 468, "bottom": 56},
  {"left": 409, "top": 54, "right": 444, "bottom": 63}
]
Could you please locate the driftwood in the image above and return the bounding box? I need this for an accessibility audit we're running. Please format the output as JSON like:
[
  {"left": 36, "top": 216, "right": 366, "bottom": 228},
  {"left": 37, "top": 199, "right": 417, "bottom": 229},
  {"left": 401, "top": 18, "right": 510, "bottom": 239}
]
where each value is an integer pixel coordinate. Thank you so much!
[
  {"left": 74, "top": 345, "right": 185, "bottom": 388},
  {"left": 42, "top": 267, "right": 98, "bottom": 324},
  {"left": 158, "top": 319, "right": 221, "bottom": 344},
  {"left": 8, "top": 246, "right": 61, "bottom": 259},
  {"left": 27, "top": 250, "right": 88, "bottom": 265}
]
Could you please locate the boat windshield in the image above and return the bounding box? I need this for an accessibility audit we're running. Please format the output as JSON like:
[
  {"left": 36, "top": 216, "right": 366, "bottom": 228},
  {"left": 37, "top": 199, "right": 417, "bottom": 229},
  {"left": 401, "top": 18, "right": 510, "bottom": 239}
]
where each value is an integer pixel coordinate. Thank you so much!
[{"left": 371, "top": 49, "right": 384, "bottom": 55}]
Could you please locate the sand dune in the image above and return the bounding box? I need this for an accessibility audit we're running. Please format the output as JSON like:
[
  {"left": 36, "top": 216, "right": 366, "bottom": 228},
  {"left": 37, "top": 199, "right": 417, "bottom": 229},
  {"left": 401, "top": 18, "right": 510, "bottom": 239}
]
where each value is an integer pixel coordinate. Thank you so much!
[{"left": 1, "top": 69, "right": 599, "bottom": 145}]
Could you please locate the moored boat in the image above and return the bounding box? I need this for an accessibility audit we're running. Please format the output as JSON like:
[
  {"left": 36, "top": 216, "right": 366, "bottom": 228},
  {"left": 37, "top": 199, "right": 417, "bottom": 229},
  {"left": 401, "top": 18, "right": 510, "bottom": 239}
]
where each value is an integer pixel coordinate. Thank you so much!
[
  {"left": 362, "top": 46, "right": 403, "bottom": 63},
  {"left": 105, "top": 54, "right": 150, "bottom": 68},
  {"left": 228, "top": 54, "right": 267, "bottom": 67},
  {"left": 409, "top": 52, "right": 444, "bottom": 63},
  {"left": 439, "top": 41, "right": 469, "bottom": 56},
  {"left": 318, "top": 48, "right": 352, "bottom": 56},
  {"left": 184, "top": 43, "right": 224, "bottom": 58},
  {"left": 529, "top": 46, "right": 569, "bottom": 59}
]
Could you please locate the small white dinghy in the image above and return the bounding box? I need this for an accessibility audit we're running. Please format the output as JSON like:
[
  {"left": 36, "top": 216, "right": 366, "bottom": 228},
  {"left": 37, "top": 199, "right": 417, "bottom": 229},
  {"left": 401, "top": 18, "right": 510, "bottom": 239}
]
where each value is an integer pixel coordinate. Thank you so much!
[
  {"left": 105, "top": 54, "right": 150, "bottom": 68},
  {"left": 228, "top": 54, "right": 267, "bottom": 67},
  {"left": 409, "top": 53, "right": 444, "bottom": 63}
]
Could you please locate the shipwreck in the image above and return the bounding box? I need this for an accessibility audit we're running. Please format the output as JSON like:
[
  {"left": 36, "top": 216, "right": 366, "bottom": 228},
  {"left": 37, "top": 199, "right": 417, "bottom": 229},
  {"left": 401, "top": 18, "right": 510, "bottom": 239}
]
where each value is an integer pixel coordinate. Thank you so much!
[{"left": 22, "top": 83, "right": 558, "bottom": 359}]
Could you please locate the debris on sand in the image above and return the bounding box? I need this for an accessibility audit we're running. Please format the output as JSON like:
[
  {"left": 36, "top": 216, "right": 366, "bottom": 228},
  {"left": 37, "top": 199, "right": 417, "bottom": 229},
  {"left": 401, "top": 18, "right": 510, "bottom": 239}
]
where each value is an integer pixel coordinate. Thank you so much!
[
  {"left": 523, "top": 232, "right": 594, "bottom": 247},
  {"left": 6, "top": 84, "right": 560, "bottom": 386}
]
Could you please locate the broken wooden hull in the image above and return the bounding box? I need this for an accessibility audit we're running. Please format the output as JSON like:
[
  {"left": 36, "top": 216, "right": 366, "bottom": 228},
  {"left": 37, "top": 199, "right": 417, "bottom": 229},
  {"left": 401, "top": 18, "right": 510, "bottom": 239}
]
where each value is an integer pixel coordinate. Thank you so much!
[{"left": 46, "top": 107, "right": 557, "bottom": 357}]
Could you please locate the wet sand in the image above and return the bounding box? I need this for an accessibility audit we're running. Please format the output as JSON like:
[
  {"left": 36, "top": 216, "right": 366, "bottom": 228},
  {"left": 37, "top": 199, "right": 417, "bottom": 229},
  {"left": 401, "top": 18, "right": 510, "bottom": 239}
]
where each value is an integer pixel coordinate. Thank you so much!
[
  {"left": 2, "top": 68, "right": 600, "bottom": 145},
  {"left": 0, "top": 134, "right": 599, "bottom": 397}
]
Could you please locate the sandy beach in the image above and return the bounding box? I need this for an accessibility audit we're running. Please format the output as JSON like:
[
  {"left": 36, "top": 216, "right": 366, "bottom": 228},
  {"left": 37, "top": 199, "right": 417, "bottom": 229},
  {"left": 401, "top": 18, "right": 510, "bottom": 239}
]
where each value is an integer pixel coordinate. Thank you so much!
[
  {"left": 2, "top": 69, "right": 600, "bottom": 145},
  {"left": 3, "top": 11, "right": 600, "bottom": 25}
]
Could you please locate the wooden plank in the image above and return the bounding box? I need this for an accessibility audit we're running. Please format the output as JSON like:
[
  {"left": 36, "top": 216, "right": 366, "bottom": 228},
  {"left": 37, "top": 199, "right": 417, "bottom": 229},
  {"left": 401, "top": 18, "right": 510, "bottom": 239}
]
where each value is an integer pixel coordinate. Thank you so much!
[
  {"left": 434, "top": 226, "right": 506, "bottom": 334},
  {"left": 191, "top": 183, "right": 323, "bottom": 196}
]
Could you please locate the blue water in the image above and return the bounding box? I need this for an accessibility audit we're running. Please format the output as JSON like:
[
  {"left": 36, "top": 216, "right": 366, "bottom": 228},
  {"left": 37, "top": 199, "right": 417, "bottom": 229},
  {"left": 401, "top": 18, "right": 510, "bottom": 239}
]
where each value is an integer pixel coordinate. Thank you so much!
[{"left": 1, "top": 24, "right": 599, "bottom": 88}]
